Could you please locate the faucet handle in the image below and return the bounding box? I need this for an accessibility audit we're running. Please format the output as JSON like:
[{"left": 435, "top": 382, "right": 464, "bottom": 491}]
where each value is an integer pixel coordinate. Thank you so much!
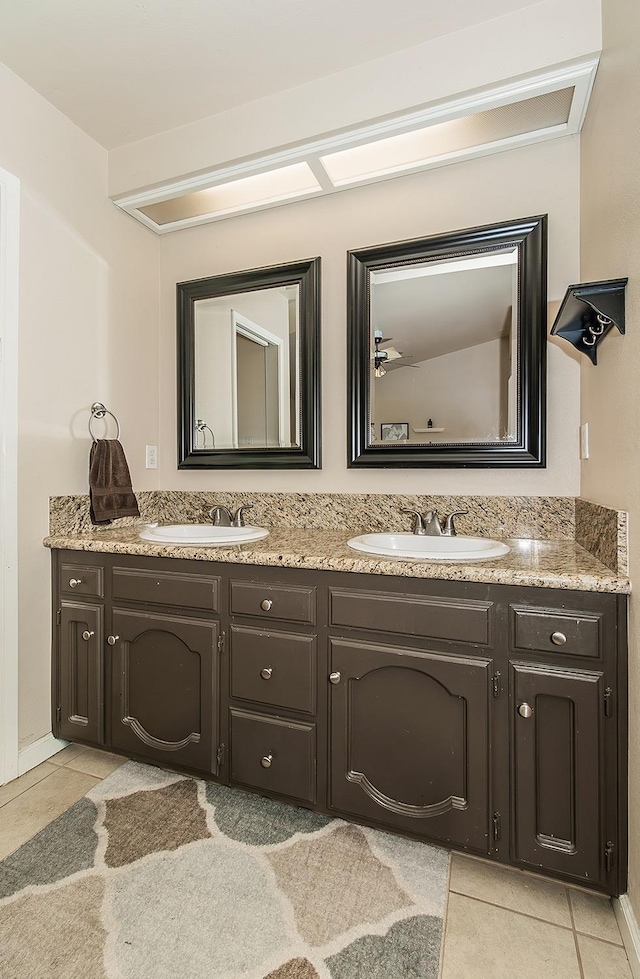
[
  {"left": 208, "top": 505, "right": 233, "bottom": 527},
  {"left": 232, "top": 504, "right": 254, "bottom": 528},
  {"left": 400, "top": 508, "right": 426, "bottom": 535},
  {"left": 442, "top": 510, "right": 468, "bottom": 536}
]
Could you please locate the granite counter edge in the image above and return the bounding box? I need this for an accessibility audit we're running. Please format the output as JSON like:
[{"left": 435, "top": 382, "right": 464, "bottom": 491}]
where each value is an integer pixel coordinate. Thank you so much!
[{"left": 43, "top": 534, "right": 631, "bottom": 595}]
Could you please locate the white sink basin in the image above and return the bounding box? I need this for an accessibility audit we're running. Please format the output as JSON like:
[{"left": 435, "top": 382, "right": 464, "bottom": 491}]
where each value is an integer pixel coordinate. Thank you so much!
[
  {"left": 347, "top": 533, "right": 510, "bottom": 562},
  {"left": 139, "top": 524, "right": 269, "bottom": 545}
]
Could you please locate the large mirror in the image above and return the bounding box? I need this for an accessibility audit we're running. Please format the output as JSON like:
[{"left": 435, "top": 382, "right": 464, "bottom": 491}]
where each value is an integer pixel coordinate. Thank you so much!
[
  {"left": 348, "top": 216, "right": 547, "bottom": 467},
  {"left": 178, "top": 258, "right": 320, "bottom": 468}
]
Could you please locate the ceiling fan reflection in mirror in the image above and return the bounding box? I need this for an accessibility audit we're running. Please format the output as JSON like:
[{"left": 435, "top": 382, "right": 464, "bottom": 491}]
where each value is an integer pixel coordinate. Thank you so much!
[{"left": 372, "top": 329, "right": 421, "bottom": 377}]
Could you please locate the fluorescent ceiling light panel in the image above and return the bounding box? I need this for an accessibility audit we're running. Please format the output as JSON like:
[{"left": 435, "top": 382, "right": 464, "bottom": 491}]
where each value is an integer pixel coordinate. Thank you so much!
[
  {"left": 139, "top": 162, "right": 321, "bottom": 225},
  {"left": 371, "top": 248, "right": 518, "bottom": 285},
  {"left": 113, "top": 59, "right": 597, "bottom": 234},
  {"left": 320, "top": 87, "right": 575, "bottom": 186}
]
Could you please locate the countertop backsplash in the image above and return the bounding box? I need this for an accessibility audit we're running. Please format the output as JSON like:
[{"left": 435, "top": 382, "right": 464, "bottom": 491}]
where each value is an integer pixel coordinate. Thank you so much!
[
  {"left": 575, "top": 498, "right": 629, "bottom": 576},
  {"left": 50, "top": 491, "right": 575, "bottom": 536}
]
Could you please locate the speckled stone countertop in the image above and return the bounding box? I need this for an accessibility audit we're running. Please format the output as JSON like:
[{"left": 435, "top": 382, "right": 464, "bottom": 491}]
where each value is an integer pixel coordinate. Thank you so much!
[{"left": 43, "top": 527, "right": 630, "bottom": 594}]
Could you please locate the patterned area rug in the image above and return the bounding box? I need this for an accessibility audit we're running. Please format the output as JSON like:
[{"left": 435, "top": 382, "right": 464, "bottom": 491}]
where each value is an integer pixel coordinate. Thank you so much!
[{"left": 0, "top": 761, "right": 450, "bottom": 978}]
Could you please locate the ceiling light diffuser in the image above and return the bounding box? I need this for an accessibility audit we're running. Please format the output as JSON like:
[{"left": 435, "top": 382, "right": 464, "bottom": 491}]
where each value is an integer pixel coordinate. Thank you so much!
[
  {"left": 138, "top": 163, "right": 321, "bottom": 226},
  {"left": 320, "top": 87, "right": 575, "bottom": 186}
]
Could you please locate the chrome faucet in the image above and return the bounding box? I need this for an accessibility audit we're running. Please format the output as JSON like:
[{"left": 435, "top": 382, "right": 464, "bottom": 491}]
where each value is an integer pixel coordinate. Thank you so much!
[
  {"left": 401, "top": 508, "right": 468, "bottom": 536},
  {"left": 207, "top": 503, "right": 254, "bottom": 528}
]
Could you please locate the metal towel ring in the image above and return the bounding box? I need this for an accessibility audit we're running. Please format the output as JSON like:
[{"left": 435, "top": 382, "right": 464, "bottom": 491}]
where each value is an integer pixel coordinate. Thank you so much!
[{"left": 89, "top": 402, "right": 121, "bottom": 442}]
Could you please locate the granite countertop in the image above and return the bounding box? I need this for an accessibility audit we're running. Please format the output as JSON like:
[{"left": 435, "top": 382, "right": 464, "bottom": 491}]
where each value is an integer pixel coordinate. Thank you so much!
[{"left": 43, "top": 527, "right": 630, "bottom": 593}]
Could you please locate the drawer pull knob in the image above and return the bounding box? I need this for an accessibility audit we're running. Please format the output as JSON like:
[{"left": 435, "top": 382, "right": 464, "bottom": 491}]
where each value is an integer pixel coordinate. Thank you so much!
[
  {"left": 69, "top": 578, "right": 82, "bottom": 588},
  {"left": 329, "top": 672, "right": 341, "bottom": 685},
  {"left": 107, "top": 635, "right": 120, "bottom": 646},
  {"left": 551, "top": 631, "right": 567, "bottom": 645},
  {"left": 518, "top": 702, "right": 534, "bottom": 719},
  {"left": 260, "top": 754, "right": 273, "bottom": 769},
  {"left": 260, "top": 599, "right": 273, "bottom": 611},
  {"left": 260, "top": 667, "right": 273, "bottom": 680},
  {"left": 81, "top": 630, "right": 94, "bottom": 641}
]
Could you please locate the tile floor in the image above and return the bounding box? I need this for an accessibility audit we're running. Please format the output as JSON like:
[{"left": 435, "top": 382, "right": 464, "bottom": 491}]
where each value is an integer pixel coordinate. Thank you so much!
[{"left": 0, "top": 746, "right": 633, "bottom": 978}]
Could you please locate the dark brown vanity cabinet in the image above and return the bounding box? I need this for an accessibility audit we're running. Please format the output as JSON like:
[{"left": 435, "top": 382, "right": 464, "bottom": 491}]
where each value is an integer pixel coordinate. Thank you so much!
[
  {"left": 54, "top": 552, "right": 222, "bottom": 775},
  {"left": 58, "top": 601, "right": 105, "bottom": 745},
  {"left": 504, "top": 594, "right": 623, "bottom": 890},
  {"left": 329, "top": 639, "right": 492, "bottom": 851},
  {"left": 51, "top": 550, "right": 627, "bottom": 895},
  {"left": 225, "top": 576, "right": 320, "bottom": 806},
  {"left": 109, "top": 608, "right": 219, "bottom": 774},
  {"left": 57, "top": 559, "right": 106, "bottom": 744},
  {"left": 511, "top": 663, "right": 605, "bottom": 882}
]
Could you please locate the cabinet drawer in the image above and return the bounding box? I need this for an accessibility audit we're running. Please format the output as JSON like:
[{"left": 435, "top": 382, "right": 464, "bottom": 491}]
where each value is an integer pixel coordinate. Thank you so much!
[
  {"left": 329, "top": 588, "right": 492, "bottom": 646},
  {"left": 60, "top": 562, "right": 104, "bottom": 600},
  {"left": 511, "top": 606, "right": 601, "bottom": 659},
  {"left": 230, "top": 580, "right": 316, "bottom": 625},
  {"left": 230, "top": 709, "right": 316, "bottom": 803},
  {"left": 230, "top": 626, "right": 316, "bottom": 713},
  {"left": 112, "top": 567, "right": 220, "bottom": 612}
]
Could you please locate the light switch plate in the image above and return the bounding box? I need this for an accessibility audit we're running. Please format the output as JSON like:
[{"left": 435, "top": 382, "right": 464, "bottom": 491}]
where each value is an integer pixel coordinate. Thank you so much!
[
  {"left": 145, "top": 445, "right": 158, "bottom": 469},
  {"left": 580, "top": 423, "right": 589, "bottom": 460}
]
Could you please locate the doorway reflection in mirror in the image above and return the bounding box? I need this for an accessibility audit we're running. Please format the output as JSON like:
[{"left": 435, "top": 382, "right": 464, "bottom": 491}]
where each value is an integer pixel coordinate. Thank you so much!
[{"left": 194, "top": 285, "right": 300, "bottom": 451}]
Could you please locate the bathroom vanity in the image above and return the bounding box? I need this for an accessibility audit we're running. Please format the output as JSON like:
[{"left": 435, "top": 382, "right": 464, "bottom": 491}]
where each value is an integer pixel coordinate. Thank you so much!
[{"left": 48, "top": 533, "right": 628, "bottom": 896}]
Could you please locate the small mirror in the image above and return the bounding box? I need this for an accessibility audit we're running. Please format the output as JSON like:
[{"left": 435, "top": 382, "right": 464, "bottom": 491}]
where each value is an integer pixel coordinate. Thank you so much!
[
  {"left": 348, "top": 216, "right": 547, "bottom": 468},
  {"left": 178, "top": 258, "right": 320, "bottom": 468}
]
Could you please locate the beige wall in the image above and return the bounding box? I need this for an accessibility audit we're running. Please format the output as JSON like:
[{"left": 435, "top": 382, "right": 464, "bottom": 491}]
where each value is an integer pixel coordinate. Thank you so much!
[
  {"left": 580, "top": 0, "right": 640, "bottom": 910},
  {"left": 0, "top": 62, "right": 160, "bottom": 749},
  {"left": 373, "top": 339, "right": 503, "bottom": 444},
  {"left": 159, "top": 135, "right": 581, "bottom": 495}
]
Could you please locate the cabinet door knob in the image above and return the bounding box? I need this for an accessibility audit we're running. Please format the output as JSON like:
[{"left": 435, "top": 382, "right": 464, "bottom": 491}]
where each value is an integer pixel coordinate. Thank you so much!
[
  {"left": 518, "top": 702, "right": 534, "bottom": 719},
  {"left": 260, "top": 667, "right": 273, "bottom": 680},
  {"left": 260, "top": 599, "right": 273, "bottom": 611},
  {"left": 329, "top": 671, "right": 341, "bottom": 685},
  {"left": 260, "top": 753, "right": 273, "bottom": 768},
  {"left": 107, "top": 635, "right": 119, "bottom": 646},
  {"left": 551, "top": 631, "right": 567, "bottom": 645},
  {"left": 81, "top": 630, "right": 94, "bottom": 641},
  {"left": 69, "top": 578, "right": 82, "bottom": 588}
]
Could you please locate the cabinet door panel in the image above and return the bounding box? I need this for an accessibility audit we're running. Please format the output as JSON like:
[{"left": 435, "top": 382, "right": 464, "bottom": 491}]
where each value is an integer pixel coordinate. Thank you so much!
[
  {"left": 512, "top": 664, "right": 604, "bottom": 884},
  {"left": 110, "top": 609, "right": 218, "bottom": 774},
  {"left": 59, "top": 602, "right": 104, "bottom": 745},
  {"left": 330, "top": 639, "right": 492, "bottom": 851}
]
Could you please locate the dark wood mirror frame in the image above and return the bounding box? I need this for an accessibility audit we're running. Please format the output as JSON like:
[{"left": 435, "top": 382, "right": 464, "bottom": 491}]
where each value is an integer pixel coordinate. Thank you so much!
[
  {"left": 178, "top": 257, "right": 321, "bottom": 469},
  {"left": 347, "top": 215, "right": 547, "bottom": 468}
]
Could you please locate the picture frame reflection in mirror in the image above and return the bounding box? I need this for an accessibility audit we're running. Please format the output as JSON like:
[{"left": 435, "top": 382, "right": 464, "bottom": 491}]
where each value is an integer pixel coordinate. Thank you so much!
[{"left": 381, "top": 422, "right": 409, "bottom": 442}]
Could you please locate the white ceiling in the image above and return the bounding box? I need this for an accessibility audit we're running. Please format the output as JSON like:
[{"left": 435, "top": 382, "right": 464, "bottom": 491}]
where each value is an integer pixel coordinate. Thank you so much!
[
  {"left": 0, "top": 0, "right": 540, "bottom": 149},
  {"left": 372, "top": 264, "right": 515, "bottom": 364}
]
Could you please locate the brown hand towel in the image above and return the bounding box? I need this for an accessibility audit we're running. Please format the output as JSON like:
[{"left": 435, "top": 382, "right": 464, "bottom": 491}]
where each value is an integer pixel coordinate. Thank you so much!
[{"left": 89, "top": 439, "right": 140, "bottom": 525}]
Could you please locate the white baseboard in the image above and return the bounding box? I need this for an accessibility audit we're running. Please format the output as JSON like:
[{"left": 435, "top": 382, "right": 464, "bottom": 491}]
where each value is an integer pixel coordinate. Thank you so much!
[
  {"left": 18, "top": 732, "right": 69, "bottom": 776},
  {"left": 614, "top": 894, "right": 640, "bottom": 979}
]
